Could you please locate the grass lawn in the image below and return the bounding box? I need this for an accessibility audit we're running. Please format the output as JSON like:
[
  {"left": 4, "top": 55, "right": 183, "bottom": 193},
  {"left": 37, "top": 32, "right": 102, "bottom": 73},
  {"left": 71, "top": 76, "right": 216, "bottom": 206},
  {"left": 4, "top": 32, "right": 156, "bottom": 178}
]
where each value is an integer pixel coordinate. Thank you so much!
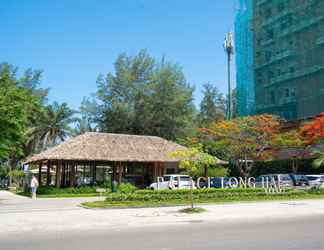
[{"left": 81, "top": 193, "right": 324, "bottom": 209}]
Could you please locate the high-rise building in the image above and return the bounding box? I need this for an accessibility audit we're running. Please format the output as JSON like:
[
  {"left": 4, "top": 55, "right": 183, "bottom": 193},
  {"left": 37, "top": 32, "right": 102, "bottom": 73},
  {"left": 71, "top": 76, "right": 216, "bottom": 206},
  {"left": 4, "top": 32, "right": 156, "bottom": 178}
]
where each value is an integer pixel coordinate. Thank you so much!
[
  {"left": 253, "top": 0, "right": 324, "bottom": 120},
  {"left": 235, "top": 0, "right": 255, "bottom": 116}
]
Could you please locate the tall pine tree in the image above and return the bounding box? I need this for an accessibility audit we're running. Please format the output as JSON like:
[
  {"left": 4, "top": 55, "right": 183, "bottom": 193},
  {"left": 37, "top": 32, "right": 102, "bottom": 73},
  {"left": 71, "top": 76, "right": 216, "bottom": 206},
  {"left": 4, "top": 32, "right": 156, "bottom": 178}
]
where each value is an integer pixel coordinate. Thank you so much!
[
  {"left": 94, "top": 50, "right": 196, "bottom": 140},
  {"left": 198, "top": 83, "right": 226, "bottom": 126}
]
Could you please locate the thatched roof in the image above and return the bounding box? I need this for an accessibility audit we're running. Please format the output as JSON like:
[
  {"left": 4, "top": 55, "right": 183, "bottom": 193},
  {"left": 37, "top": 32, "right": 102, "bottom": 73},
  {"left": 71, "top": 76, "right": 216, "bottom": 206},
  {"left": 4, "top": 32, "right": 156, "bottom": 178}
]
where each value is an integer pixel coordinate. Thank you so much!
[{"left": 25, "top": 132, "right": 188, "bottom": 164}]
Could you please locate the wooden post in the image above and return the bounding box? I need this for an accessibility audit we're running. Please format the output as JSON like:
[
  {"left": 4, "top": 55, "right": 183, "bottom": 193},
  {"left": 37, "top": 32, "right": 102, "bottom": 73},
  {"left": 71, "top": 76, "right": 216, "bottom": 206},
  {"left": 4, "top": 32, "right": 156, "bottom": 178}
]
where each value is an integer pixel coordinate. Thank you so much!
[
  {"left": 38, "top": 163, "right": 42, "bottom": 186},
  {"left": 92, "top": 162, "right": 96, "bottom": 185},
  {"left": 118, "top": 162, "right": 123, "bottom": 184},
  {"left": 153, "top": 162, "right": 158, "bottom": 182},
  {"left": 61, "top": 163, "right": 66, "bottom": 187},
  {"left": 46, "top": 161, "right": 51, "bottom": 186},
  {"left": 56, "top": 162, "right": 61, "bottom": 188},
  {"left": 159, "top": 162, "right": 165, "bottom": 177},
  {"left": 70, "top": 163, "right": 75, "bottom": 187},
  {"left": 112, "top": 163, "right": 116, "bottom": 182}
]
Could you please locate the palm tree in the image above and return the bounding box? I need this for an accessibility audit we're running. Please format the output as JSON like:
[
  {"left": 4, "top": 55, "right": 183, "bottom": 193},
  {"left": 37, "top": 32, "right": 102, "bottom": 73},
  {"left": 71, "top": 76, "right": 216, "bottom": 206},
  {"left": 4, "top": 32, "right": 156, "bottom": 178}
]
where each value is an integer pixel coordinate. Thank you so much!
[
  {"left": 28, "top": 102, "right": 76, "bottom": 152},
  {"left": 74, "top": 116, "right": 96, "bottom": 135}
]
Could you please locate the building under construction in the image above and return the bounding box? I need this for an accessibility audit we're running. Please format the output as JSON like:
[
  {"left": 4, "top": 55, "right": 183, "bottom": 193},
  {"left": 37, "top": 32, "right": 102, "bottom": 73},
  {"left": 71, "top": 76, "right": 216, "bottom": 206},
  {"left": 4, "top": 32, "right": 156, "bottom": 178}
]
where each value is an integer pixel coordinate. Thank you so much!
[
  {"left": 235, "top": 0, "right": 255, "bottom": 117},
  {"left": 236, "top": 0, "right": 324, "bottom": 120},
  {"left": 253, "top": 0, "right": 324, "bottom": 120}
]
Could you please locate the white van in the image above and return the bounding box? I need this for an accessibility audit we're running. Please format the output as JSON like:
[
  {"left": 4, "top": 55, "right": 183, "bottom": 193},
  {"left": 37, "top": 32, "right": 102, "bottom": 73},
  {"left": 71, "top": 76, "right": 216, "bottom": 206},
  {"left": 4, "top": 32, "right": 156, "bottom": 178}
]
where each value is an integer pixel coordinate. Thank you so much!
[{"left": 149, "top": 175, "right": 195, "bottom": 190}]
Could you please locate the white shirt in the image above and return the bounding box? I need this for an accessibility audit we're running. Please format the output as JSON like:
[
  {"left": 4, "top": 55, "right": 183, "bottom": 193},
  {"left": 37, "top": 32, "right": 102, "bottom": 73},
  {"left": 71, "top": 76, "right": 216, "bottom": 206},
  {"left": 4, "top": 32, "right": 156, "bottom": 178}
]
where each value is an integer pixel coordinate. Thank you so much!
[{"left": 30, "top": 178, "right": 39, "bottom": 188}]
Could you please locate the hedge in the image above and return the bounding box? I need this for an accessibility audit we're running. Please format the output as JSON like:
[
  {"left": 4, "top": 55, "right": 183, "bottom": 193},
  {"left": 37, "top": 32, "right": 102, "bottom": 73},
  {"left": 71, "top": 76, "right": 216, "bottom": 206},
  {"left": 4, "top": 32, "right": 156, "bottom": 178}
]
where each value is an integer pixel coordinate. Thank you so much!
[
  {"left": 36, "top": 186, "right": 108, "bottom": 195},
  {"left": 105, "top": 188, "right": 303, "bottom": 202}
]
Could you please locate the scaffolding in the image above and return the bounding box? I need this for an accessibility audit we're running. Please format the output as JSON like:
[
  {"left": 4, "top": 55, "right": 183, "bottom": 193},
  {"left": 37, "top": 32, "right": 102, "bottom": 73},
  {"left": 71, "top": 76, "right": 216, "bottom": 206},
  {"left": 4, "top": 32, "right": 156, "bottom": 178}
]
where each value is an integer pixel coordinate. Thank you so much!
[
  {"left": 235, "top": 0, "right": 255, "bottom": 117},
  {"left": 253, "top": 0, "right": 324, "bottom": 120}
]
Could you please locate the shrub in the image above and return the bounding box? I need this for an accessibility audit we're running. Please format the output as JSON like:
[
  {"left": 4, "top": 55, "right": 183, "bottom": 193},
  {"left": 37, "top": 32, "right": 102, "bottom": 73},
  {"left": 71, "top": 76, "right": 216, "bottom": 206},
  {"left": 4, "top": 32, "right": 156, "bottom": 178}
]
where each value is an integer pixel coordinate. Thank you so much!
[
  {"left": 118, "top": 183, "right": 137, "bottom": 193},
  {"left": 8, "top": 170, "right": 25, "bottom": 188},
  {"left": 36, "top": 186, "right": 109, "bottom": 195},
  {"left": 106, "top": 188, "right": 278, "bottom": 202},
  {"left": 308, "top": 187, "right": 324, "bottom": 194}
]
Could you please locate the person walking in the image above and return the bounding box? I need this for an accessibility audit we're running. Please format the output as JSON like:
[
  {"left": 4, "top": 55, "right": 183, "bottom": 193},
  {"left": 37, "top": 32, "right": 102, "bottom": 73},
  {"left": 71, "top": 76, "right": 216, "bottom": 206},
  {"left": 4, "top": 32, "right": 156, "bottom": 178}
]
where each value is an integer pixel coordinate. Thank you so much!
[{"left": 30, "top": 175, "right": 39, "bottom": 199}]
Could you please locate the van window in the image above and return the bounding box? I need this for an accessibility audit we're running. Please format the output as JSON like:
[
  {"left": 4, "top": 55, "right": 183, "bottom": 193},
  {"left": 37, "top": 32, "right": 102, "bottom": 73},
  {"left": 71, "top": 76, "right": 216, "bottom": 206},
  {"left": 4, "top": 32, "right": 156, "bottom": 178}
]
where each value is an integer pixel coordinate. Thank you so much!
[
  {"left": 307, "top": 176, "right": 320, "bottom": 181},
  {"left": 180, "top": 176, "right": 190, "bottom": 182},
  {"left": 163, "top": 176, "right": 171, "bottom": 182}
]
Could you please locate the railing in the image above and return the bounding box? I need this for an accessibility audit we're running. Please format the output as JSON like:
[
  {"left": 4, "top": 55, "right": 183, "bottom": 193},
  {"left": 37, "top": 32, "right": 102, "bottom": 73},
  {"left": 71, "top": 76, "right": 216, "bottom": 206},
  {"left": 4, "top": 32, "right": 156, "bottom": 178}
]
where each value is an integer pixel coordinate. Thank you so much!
[
  {"left": 255, "top": 50, "right": 295, "bottom": 70},
  {"left": 256, "top": 0, "right": 268, "bottom": 6},
  {"left": 316, "top": 36, "right": 324, "bottom": 46},
  {"left": 257, "top": 16, "right": 324, "bottom": 48},
  {"left": 264, "top": 64, "right": 324, "bottom": 88},
  {"left": 279, "top": 16, "right": 324, "bottom": 38}
]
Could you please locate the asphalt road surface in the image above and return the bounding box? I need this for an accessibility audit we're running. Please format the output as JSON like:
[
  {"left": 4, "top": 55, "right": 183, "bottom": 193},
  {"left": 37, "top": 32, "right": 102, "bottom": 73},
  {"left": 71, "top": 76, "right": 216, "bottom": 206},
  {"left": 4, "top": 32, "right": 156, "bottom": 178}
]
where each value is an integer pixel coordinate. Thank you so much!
[{"left": 1, "top": 215, "right": 324, "bottom": 250}]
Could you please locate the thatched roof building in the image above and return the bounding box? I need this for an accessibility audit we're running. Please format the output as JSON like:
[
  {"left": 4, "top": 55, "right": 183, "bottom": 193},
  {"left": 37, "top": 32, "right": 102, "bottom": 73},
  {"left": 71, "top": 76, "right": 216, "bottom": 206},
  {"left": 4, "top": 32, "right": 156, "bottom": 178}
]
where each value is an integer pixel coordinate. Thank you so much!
[
  {"left": 25, "top": 132, "right": 192, "bottom": 188},
  {"left": 25, "top": 132, "right": 227, "bottom": 188},
  {"left": 25, "top": 132, "right": 186, "bottom": 164}
]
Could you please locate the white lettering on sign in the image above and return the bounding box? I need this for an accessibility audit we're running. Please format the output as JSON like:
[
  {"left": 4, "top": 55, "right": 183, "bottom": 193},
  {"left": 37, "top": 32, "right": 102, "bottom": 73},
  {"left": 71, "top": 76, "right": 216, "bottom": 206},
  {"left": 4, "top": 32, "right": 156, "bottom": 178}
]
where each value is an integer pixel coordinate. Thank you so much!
[{"left": 155, "top": 176, "right": 284, "bottom": 193}]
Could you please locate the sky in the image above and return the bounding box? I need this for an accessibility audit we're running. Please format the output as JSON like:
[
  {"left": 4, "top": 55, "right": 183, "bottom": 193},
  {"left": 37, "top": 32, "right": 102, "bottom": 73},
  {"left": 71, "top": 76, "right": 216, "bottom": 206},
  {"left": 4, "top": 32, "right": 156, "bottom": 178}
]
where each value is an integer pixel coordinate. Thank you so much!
[{"left": 0, "top": 0, "right": 236, "bottom": 109}]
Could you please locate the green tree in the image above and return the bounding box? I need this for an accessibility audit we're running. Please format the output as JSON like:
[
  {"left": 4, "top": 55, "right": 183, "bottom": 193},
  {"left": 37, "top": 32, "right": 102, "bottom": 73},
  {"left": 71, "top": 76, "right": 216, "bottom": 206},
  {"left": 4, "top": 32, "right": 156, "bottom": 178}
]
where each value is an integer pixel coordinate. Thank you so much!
[
  {"left": 95, "top": 50, "right": 196, "bottom": 140},
  {"left": 231, "top": 88, "right": 238, "bottom": 118},
  {"left": 0, "top": 64, "right": 42, "bottom": 160},
  {"left": 171, "top": 145, "right": 227, "bottom": 177},
  {"left": 96, "top": 50, "right": 155, "bottom": 134},
  {"left": 198, "top": 83, "right": 226, "bottom": 126},
  {"left": 74, "top": 97, "right": 99, "bottom": 135},
  {"left": 74, "top": 116, "right": 96, "bottom": 135},
  {"left": 143, "top": 61, "right": 196, "bottom": 140},
  {"left": 28, "top": 102, "right": 76, "bottom": 150}
]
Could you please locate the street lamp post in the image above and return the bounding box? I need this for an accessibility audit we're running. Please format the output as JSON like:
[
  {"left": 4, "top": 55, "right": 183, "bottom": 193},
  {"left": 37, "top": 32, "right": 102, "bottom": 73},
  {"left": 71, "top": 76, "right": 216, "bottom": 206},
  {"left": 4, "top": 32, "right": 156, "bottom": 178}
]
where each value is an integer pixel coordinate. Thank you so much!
[{"left": 224, "top": 32, "right": 234, "bottom": 120}]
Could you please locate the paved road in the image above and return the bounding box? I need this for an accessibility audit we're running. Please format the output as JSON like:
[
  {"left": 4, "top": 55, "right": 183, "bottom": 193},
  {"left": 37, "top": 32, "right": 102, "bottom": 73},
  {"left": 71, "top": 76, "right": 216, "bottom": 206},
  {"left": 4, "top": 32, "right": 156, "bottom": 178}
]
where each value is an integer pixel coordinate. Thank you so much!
[
  {"left": 2, "top": 191, "right": 324, "bottom": 249},
  {"left": 1, "top": 216, "right": 324, "bottom": 250},
  {"left": 0, "top": 191, "right": 104, "bottom": 213}
]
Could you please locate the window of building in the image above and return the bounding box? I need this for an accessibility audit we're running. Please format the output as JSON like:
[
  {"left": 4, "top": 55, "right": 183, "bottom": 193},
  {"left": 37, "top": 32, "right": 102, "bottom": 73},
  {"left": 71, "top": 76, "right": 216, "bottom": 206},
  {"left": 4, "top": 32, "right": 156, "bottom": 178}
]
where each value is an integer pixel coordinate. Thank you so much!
[
  {"left": 285, "top": 88, "right": 290, "bottom": 97},
  {"left": 281, "top": 22, "right": 287, "bottom": 31},
  {"left": 289, "top": 67, "right": 295, "bottom": 73},
  {"left": 257, "top": 38, "right": 262, "bottom": 46},
  {"left": 265, "top": 51, "right": 272, "bottom": 62},
  {"left": 268, "top": 71, "right": 274, "bottom": 79},
  {"left": 271, "top": 91, "right": 275, "bottom": 104},
  {"left": 266, "top": 29, "right": 274, "bottom": 40},
  {"left": 277, "top": 2, "right": 285, "bottom": 12},
  {"left": 265, "top": 8, "right": 272, "bottom": 19}
]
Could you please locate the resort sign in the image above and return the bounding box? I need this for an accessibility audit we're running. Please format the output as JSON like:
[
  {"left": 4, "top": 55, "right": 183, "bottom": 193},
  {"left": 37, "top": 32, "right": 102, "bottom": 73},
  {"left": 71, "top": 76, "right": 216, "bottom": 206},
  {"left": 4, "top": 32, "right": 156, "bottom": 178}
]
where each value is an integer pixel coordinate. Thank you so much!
[{"left": 155, "top": 175, "right": 285, "bottom": 193}]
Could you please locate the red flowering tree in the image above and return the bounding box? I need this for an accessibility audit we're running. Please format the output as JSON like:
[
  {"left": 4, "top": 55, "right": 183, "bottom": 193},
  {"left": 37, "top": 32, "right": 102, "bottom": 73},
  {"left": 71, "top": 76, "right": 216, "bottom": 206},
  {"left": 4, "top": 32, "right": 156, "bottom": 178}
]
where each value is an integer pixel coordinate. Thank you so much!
[
  {"left": 300, "top": 112, "right": 324, "bottom": 145},
  {"left": 198, "top": 114, "right": 282, "bottom": 177},
  {"left": 300, "top": 113, "right": 324, "bottom": 168}
]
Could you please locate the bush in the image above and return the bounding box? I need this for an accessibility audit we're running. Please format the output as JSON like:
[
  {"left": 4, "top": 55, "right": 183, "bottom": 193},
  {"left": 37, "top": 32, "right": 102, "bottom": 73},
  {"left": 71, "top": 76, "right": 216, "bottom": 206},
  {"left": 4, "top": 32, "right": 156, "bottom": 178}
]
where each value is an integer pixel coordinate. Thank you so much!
[
  {"left": 36, "top": 186, "right": 110, "bottom": 195},
  {"left": 307, "top": 187, "right": 324, "bottom": 194},
  {"left": 8, "top": 170, "right": 25, "bottom": 188},
  {"left": 118, "top": 183, "right": 137, "bottom": 193},
  {"left": 106, "top": 188, "right": 293, "bottom": 202}
]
